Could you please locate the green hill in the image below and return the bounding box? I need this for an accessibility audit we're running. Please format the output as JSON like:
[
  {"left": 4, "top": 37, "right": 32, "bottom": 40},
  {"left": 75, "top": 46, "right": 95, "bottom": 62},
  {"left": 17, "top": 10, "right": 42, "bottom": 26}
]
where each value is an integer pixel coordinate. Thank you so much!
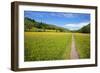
[
  {"left": 24, "top": 17, "right": 69, "bottom": 32},
  {"left": 78, "top": 24, "right": 90, "bottom": 33}
]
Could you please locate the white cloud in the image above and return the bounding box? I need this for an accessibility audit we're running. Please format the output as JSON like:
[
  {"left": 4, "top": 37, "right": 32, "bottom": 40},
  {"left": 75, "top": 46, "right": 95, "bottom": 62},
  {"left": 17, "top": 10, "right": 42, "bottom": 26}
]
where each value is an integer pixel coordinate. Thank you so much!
[
  {"left": 61, "top": 13, "right": 75, "bottom": 18},
  {"left": 64, "top": 22, "right": 89, "bottom": 30},
  {"left": 50, "top": 13, "right": 75, "bottom": 18}
]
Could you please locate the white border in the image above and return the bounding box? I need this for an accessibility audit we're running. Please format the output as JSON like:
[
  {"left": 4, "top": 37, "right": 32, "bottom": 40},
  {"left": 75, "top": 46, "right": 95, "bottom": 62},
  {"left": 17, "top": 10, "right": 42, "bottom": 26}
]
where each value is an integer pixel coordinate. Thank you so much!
[{"left": 18, "top": 5, "right": 96, "bottom": 68}]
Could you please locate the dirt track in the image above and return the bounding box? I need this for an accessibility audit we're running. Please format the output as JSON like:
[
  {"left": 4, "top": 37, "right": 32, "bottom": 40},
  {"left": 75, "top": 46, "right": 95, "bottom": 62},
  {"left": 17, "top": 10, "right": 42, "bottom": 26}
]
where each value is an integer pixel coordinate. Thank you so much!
[{"left": 70, "top": 34, "right": 79, "bottom": 59}]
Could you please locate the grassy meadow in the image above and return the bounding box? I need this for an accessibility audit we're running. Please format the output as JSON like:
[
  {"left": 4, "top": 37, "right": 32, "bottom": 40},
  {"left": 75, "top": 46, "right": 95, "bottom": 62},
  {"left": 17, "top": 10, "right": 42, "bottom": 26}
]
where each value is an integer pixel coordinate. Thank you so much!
[
  {"left": 24, "top": 12, "right": 90, "bottom": 61},
  {"left": 24, "top": 32, "right": 72, "bottom": 61},
  {"left": 74, "top": 33, "right": 90, "bottom": 59}
]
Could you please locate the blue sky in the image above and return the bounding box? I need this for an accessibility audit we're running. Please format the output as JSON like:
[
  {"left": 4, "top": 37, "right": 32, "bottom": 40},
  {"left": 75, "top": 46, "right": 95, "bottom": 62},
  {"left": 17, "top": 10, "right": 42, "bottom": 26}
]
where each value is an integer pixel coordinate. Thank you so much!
[{"left": 24, "top": 11, "right": 90, "bottom": 30}]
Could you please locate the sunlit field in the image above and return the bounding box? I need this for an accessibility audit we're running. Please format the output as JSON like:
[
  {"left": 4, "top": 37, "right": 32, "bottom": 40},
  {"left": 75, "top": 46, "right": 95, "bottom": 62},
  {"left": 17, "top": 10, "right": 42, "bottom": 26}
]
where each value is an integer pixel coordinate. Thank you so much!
[
  {"left": 24, "top": 11, "right": 91, "bottom": 61},
  {"left": 74, "top": 33, "right": 90, "bottom": 59},
  {"left": 24, "top": 32, "right": 72, "bottom": 61}
]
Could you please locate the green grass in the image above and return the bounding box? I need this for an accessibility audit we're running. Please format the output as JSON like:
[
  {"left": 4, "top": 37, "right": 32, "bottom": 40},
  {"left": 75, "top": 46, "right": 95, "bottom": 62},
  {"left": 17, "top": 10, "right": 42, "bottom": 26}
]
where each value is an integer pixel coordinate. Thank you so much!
[
  {"left": 74, "top": 33, "right": 90, "bottom": 59},
  {"left": 24, "top": 32, "right": 72, "bottom": 61}
]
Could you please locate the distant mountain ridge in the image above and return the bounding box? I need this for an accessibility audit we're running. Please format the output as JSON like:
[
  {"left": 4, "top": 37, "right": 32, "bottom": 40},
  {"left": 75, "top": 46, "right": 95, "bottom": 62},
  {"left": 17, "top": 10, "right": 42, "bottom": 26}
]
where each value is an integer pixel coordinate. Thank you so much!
[{"left": 24, "top": 17, "right": 90, "bottom": 33}]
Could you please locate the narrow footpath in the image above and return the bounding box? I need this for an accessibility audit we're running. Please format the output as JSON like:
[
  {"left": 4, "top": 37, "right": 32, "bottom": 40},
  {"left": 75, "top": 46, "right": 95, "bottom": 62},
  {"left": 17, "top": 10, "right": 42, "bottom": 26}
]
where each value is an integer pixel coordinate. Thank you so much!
[{"left": 70, "top": 34, "right": 79, "bottom": 59}]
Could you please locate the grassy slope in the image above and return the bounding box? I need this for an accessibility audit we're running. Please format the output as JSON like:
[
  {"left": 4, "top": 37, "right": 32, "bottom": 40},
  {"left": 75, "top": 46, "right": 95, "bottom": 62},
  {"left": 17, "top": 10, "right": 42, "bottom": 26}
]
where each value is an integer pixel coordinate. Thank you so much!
[
  {"left": 24, "top": 32, "right": 72, "bottom": 61},
  {"left": 74, "top": 33, "right": 90, "bottom": 59}
]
